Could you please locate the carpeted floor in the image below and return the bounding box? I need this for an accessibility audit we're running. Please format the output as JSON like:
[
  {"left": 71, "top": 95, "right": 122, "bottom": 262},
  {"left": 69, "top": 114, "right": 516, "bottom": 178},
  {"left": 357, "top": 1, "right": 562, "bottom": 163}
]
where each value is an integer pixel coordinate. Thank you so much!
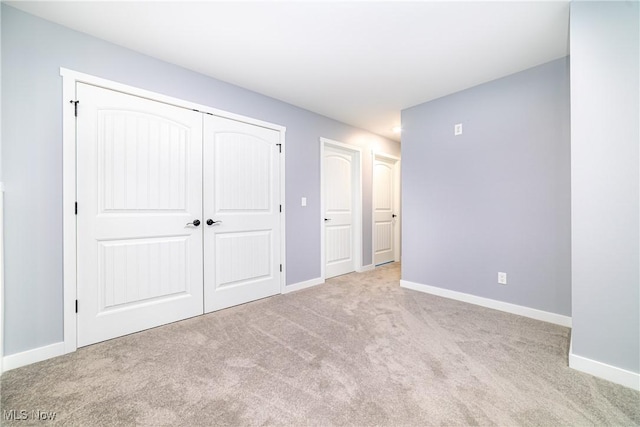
[{"left": 1, "top": 263, "right": 639, "bottom": 426}]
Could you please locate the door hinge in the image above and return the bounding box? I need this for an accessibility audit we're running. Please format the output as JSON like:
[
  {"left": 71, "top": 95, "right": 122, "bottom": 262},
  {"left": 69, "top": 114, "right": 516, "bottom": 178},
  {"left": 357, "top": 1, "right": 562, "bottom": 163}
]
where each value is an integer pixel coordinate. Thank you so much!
[
  {"left": 276, "top": 143, "right": 282, "bottom": 153},
  {"left": 279, "top": 204, "right": 282, "bottom": 213},
  {"left": 69, "top": 100, "right": 79, "bottom": 117},
  {"left": 280, "top": 264, "right": 283, "bottom": 272},
  {"left": 75, "top": 202, "right": 78, "bottom": 215},
  {"left": 75, "top": 300, "right": 78, "bottom": 313}
]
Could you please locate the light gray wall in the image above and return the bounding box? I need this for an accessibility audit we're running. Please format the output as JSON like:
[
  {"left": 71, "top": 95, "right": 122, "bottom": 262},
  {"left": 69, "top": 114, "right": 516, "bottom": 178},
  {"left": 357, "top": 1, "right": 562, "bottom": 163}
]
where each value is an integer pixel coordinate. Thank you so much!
[
  {"left": 401, "top": 58, "right": 571, "bottom": 316},
  {"left": 570, "top": 1, "right": 639, "bottom": 373},
  {"left": 0, "top": 2, "right": 2, "bottom": 180},
  {"left": 0, "top": 5, "right": 399, "bottom": 356}
]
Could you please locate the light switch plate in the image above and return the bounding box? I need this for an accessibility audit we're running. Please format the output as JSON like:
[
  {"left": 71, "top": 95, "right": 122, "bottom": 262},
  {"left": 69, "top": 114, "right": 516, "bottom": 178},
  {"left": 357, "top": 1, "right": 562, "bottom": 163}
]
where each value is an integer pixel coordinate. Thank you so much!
[
  {"left": 454, "top": 123, "right": 463, "bottom": 136},
  {"left": 301, "top": 197, "right": 307, "bottom": 207}
]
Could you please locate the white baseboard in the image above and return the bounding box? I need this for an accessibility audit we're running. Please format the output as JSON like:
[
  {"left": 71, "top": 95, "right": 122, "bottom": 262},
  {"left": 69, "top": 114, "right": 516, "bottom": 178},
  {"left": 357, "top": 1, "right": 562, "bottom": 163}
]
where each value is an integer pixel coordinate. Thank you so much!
[
  {"left": 569, "top": 336, "right": 640, "bottom": 390},
  {"left": 3, "top": 342, "right": 65, "bottom": 372},
  {"left": 282, "top": 277, "right": 324, "bottom": 294},
  {"left": 356, "top": 264, "right": 375, "bottom": 273},
  {"left": 400, "top": 280, "right": 572, "bottom": 328}
]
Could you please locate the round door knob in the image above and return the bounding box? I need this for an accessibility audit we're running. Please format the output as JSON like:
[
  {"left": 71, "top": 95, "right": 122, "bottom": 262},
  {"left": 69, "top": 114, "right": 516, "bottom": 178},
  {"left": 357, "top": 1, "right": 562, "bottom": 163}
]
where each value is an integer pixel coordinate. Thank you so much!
[
  {"left": 192, "top": 219, "right": 201, "bottom": 227},
  {"left": 206, "top": 219, "right": 214, "bottom": 226}
]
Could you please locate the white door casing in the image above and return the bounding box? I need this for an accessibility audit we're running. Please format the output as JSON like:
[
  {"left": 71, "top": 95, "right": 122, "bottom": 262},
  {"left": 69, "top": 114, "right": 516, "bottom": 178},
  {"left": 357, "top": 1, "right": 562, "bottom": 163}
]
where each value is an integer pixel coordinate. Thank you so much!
[
  {"left": 203, "top": 115, "right": 282, "bottom": 312},
  {"left": 373, "top": 153, "right": 400, "bottom": 266},
  {"left": 321, "top": 139, "right": 362, "bottom": 279},
  {"left": 0, "top": 183, "right": 4, "bottom": 375},
  {"left": 76, "top": 83, "right": 204, "bottom": 347}
]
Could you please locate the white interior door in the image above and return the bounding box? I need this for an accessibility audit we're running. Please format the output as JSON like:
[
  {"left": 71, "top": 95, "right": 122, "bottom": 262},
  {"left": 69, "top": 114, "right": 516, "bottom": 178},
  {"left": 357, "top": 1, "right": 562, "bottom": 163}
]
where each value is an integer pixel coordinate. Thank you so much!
[
  {"left": 203, "top": 115, "right": 282, "bottom": 312},
  {"left": 324, "top": 146, "right": 356, "bottom": 278},
  {"left": 76, "top": 83, "right": 204, "bottom": 347},
  {"left": 374, "top": 155, "right": 399, "bottom": 265}
]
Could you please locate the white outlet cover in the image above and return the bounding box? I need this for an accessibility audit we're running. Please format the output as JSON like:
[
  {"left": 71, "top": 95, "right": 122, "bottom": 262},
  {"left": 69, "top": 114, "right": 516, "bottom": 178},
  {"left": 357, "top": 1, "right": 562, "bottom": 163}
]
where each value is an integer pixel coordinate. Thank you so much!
[
  {"left": 301, "top": 197, "right": 307, "bottom": 207},
  {"left": 454, "top": 123, "right": 463, "bottom": 135},
  {"left": 498, "top": 272, "right": 507, "bottom": 285}
]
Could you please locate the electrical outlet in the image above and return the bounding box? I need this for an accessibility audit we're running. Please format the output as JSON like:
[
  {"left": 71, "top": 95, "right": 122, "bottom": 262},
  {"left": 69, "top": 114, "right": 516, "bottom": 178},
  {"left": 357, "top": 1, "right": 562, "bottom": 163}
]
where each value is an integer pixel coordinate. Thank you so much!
[
  {"left": 301, "top": 197, "right": 307, "bottom": 207},
  {"left": 498, "top": 272, "right": 507, "bottom": 285},
  {"left": 454, "top": 123, "right": 463, "bottom": 136}
]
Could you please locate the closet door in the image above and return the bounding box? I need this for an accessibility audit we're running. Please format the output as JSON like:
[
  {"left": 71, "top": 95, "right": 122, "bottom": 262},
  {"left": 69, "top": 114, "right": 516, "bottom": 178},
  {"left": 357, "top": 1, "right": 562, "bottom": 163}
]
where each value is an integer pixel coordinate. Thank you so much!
[
  {"left": 76, "top": 83, "right": 204, "bottom": 347},
  {"left": 203, "top": 115, "right": 282, "bottom": 312}
]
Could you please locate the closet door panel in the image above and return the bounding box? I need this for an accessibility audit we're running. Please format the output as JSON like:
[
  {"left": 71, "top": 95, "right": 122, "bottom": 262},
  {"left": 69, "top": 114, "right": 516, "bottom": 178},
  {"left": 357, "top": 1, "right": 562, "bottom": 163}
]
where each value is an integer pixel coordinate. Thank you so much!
[
  {"left": 203, "top": 115, "right": 282, "bottom": 312},
  {"left": 76, "top": 83, "right": 204, "bottom": 347}
]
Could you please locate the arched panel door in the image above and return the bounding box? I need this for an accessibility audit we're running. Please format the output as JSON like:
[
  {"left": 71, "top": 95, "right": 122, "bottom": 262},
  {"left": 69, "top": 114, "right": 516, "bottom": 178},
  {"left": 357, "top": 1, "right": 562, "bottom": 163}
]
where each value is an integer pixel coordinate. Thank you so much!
[
  {"left": 374, "top": 156, "right": 398, "bottom": 265},
  {"left": 203, "top": 115, "right": 282, "bottom": 312},
  {"left": 324, "top": 146, "right": 356, "bottom": 278},
  {"left": 76, "top": 83, "right": 203, "bottom": 347}
]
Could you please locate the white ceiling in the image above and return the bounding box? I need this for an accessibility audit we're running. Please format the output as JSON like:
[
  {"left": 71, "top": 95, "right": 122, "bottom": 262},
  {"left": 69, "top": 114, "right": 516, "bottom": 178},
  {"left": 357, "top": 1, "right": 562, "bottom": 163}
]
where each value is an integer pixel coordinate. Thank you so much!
[{"left": 7, "top": 1, "right": 570, "bottom": 141}]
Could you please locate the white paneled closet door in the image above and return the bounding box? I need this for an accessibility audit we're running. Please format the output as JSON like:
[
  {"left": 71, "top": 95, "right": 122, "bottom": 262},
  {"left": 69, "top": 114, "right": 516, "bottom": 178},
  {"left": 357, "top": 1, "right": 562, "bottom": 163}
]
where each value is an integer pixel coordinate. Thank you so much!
[
  {"left": 203, "top": 115, "right": 282, "bottom": 312},
  {"left": 324, "top": 146, "right": 356, "bottom": 278},
  {"left": 76, "top": 83, "right": 204, "bottom": 347}
]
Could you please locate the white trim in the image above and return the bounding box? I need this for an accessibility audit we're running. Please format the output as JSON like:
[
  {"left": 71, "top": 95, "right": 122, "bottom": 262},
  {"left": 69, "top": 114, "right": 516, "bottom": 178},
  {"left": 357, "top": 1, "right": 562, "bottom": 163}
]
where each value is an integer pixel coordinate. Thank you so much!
[
  {"left": 569, "top": 347, "right": 640, "bottom": 391},
  {"left": 60, "top": 68, "right": 285, "bottom": 133},
  {"left": 356, "top": 264, "right": 375, "bottom": 273},
  {"left": 3, "top": 342, "right": 65, "bottom": 372},
  {"left": 62, "top": 71, "right": 77, "bottom": 355},
  {"left": 0, "top": 183, "right": 4, "bottom": 376},
  {"left": 400, "top": 279, "right": 572, "bottom": 327},
  {"left": 62, "top": 68, "right": 287, "bottom": 356},
  {"left": 282, "top": 277, "right": 324, "bottom": 294},
  {"left": 373, "top": 151, "right": 400, "bottom": 162},
  {"left": 320, "top": 138, "right": 363, "bottom": 280},
  {"left": 394, "top": 159, "right": 401, "bottom": 263},
  {"left": 372, "top": 151, "right": 401, "bottom": 266},
  {"left": 279, "top": 130, "right": 287, "bottom": 295}
]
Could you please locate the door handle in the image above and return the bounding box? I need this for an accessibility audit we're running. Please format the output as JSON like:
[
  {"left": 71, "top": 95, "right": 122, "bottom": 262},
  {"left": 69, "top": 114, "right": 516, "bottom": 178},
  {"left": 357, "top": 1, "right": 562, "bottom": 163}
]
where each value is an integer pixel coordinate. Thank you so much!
[
  {"left": 186, "top": 219, "right": 201, "bottom": 227},
  {"left": 324, "top": 218, "right": 332, "bottom": 222},
  {"left": 392, "top": 214, "right": 397, "bottom": 218},
  {"left": 206, "top": 219, "right": 222, "bottom": 226}
]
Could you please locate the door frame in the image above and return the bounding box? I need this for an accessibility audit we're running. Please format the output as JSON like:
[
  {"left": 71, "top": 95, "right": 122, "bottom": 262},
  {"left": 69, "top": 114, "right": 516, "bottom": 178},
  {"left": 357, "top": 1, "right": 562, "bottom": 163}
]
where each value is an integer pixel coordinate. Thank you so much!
[
  {"left": 372, "top": 151, "right": 401, "bottom": 265},
  {"left": 320, "top": 138, "right": 363, "bottom": 280},
  {"left": 0, "top": 184, "right": 4, "bottom": 376},
  {"left": 61, "top": 68, "right": 286, "bottom": 354}
]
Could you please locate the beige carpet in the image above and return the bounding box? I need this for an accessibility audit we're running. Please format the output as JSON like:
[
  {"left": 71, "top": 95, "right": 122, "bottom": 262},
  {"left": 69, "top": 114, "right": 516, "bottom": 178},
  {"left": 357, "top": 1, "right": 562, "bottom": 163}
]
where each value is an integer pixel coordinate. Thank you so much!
[{"left": 1, "top": 263, "right": 639, "bottom": 426}]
